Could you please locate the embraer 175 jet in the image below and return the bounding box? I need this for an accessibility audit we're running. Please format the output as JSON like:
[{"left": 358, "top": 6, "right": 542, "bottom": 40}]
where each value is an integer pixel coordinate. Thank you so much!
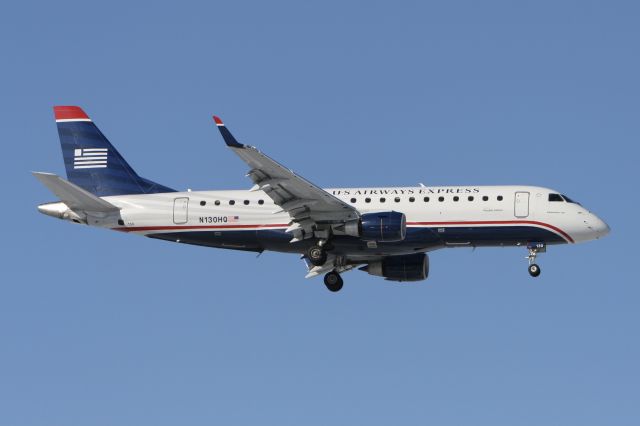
[{"left": 35, "top": 106, "right": 610, "bottom": 292}]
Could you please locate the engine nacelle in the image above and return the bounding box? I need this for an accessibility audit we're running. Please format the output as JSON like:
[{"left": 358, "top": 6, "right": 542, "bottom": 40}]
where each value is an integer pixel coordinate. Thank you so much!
[
  {"left": 359, "top": 211, "right": 407, "bottom": 242},
  {"left": 336, "top": 211, "right": 406, "bottom": 242},
  {"left": 363, "top": 253, "right": 429, "bottom": 282}
]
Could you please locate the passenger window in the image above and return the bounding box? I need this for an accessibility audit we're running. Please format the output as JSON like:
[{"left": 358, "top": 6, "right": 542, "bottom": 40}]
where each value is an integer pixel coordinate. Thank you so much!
[
  {"left": 258, "top": 199, "right": 264, "bottom": 205},
  {"left": 424, "top": 197, "right": 430, "bottom": 202},
  {"left": 438, "top": 196, "right": 444, "bottom": 202},
  {"left": 380, "top": 197, "right": 386, "bottom": 203},
  {"left": 229, "top": 200, "right": 235, "bottom": 205},
  {"left": 215, "top": 200, "right": 220, "bottom": 206},
  {"left": 482, "top": 196, "right": 488, "bottom": 201},
  {"left": 468, "top": 196, "right": 474, "bottom": 201},
  {"left": 244, "top": 200, "right": 250, "bottom": 205},
  {"left": 365, "top": 197, "right": 371, "bottom": 203},
  {"left": 394, "top": 197, "right": 400, "bottom": 203},
  {"left": 200, "top": 201, "right": 206, "bottom": 206},
  {"left": 497, "top": 195, "right": 503, "bottom": 201},
  {"left": 548, "top": 193, "right": 564, "bottom": 202},
  {"left": 453, "top": 196, "right": 459, "bottom": 202},
  {"left": 350, "top": 198, "right": 356, "bottom": 203},
  {"left": 409, "top": 197, "right": 415, "bottom": 202}
]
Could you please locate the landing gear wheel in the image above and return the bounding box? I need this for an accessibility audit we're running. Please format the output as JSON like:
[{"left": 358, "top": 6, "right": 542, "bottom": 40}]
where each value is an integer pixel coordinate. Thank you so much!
[
  {"left": 528, "top": 263, "right": 541, "bottom": 277},
  {"left": 307, "top": 245, "right": 327, "bottom": 266},
  {"left": 324, "top": 271, "right": 344, "bottom": 292}
]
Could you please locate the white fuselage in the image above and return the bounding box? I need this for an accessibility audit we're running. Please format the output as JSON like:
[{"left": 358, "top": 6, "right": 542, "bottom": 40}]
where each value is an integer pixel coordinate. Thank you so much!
[{"left": 52, "top": 185, "right": 609, "bottom": 249}]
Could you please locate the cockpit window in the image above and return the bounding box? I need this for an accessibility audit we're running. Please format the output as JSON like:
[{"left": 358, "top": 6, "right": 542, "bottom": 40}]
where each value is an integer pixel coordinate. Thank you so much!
[
  {"left": 561, "top": 194, "right": 578, "bottom": 204},
  {"left": 548, "top": 193, "right": 564, "bottom": 202}
]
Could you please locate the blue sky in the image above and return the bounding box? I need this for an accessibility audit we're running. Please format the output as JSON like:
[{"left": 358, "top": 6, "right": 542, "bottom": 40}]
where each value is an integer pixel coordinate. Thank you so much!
[{"left": 1, "top": 1, "right": 638, "bottom": 425}]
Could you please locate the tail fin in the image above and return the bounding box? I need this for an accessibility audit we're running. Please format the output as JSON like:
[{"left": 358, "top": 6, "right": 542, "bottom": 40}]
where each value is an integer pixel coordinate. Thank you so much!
[{"left": 54, "top": 106, "right": 175, "bottom": 196}]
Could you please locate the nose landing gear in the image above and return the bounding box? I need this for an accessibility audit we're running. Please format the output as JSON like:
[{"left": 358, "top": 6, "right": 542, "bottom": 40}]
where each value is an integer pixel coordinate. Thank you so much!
[
  {"left": 528, "top": 263, "right": 541, "bottom": 277},
  {"left": 526, "top": 242, "right": 545, "bottom": 277}
]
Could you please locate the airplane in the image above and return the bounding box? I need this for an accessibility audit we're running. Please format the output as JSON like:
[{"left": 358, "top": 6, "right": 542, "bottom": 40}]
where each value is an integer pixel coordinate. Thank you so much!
[{"left": 34, "top": 106, "right": 610, "bottom": 292}]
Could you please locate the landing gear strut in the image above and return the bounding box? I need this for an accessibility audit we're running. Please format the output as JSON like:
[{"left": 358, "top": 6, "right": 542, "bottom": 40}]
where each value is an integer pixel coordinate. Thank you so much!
[
  {"left": 307, "top": 244, "right": 327, "bottom": 266},
  {"left": 526, "top": 243, "right": 544, "bottom": 277},
  {"left": 324, "top": 271, "right": 343, "bottom": 292}
]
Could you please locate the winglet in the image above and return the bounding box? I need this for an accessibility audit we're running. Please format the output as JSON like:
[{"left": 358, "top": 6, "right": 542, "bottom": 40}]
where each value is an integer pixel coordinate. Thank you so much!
[{"left": 212, "top": 115, "right": 244, "bottom": 148}]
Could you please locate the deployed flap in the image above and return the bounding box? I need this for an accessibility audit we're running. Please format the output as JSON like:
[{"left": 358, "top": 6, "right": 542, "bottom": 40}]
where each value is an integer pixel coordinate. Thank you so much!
[
  {"left": 212, "top": 116, "right": 359, "bottom": 231},
  {"left": 33, "top": 172, "right": 120, "bottom": 213}
]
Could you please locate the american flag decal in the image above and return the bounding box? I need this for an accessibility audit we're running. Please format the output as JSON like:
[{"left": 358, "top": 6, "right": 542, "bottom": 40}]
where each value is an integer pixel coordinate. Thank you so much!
[
  {"left": 228, "top": 215, "right": 240, "bottom": 222},
  {"left": 74, "top": 148, "right": 107, "bottom": 169}
]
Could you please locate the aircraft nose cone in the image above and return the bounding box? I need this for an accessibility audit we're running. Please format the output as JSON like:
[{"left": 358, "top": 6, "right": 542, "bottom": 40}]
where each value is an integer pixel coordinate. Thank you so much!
[{"left": 590, "top": 214, "right": 610, "bottom": 238}]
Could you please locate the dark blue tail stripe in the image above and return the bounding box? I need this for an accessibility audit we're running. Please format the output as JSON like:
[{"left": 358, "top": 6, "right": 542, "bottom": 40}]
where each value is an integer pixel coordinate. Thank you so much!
[{"left": 57, "top": 121, "right": 175, "bottom": 196}]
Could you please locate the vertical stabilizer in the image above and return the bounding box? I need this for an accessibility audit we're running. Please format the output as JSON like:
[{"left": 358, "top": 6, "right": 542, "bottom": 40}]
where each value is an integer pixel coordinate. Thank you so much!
[{"left": 54, "top": 106, "right": 175, "bottom": 196}]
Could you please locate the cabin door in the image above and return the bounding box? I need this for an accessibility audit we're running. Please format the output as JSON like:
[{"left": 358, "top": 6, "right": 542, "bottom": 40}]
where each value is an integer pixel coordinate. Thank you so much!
[
  {"left": 173, "top": 197, "right": 189, "bottom": 224},
  {"left": 514, "top": 192, "right": 529, "bottom": 218}
]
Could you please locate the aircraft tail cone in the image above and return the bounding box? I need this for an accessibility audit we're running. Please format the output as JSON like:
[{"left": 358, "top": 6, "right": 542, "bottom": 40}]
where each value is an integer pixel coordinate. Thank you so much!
[{"left": 37, "top": 202, "right": 68, "bottom": 219}]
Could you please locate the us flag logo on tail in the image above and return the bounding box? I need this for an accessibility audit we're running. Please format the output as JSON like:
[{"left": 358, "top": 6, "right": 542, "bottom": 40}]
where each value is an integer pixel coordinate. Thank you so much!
[{"left": 74, "top": 148, "right": 107, "bottom": 169}]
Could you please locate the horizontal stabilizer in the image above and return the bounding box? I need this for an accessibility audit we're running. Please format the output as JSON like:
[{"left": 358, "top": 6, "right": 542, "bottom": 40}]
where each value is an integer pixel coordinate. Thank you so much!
[{"left": 33, "top": 172, "right": 120, "bottom": 213}]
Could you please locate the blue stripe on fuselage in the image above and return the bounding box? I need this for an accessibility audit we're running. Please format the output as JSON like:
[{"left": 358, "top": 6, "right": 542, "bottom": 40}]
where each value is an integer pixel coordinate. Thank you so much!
[{"left": 145, "top": 225, "right": 567, "bottom": 254}]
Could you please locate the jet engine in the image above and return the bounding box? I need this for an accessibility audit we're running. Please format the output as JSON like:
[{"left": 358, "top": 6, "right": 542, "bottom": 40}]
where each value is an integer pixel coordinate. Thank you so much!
[
  {"left": 340, "top": 211, "right": 407, "bottom": 242},
  {"left": 361, "top": 253, "right": 429, "bottom": 282}
]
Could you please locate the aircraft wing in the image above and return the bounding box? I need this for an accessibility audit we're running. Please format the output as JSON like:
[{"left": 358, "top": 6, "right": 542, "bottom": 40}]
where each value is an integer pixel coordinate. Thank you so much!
[{"left": 213, "top": 116, "right": 359, "bottom": 241}]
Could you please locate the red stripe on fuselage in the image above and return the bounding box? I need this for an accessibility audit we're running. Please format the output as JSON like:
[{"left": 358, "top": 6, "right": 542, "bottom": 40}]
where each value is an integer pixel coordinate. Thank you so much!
[
  {"left": 114, "top": 223, "right": 290, "bottom": 232},
  {"left": 114, "top": 220, "right": 574, "bottom": 243}
]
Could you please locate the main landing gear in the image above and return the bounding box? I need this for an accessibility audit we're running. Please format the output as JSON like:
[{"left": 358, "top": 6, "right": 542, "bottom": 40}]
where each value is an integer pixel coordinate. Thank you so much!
[
  {"left": 526, "top": 243, "right": 545, "bottom": 277},
  {"left": 306, "top": 240, "right": 343, "bottom": 292},
  {"left": 307, "top": 242, "right": 328, "bottom": 266},
  {"left": 324, "top": 271, "right": 343, "bottom": 292},
  {"left": 307, "top": 245, "right": 327, "bottom": 266}
]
